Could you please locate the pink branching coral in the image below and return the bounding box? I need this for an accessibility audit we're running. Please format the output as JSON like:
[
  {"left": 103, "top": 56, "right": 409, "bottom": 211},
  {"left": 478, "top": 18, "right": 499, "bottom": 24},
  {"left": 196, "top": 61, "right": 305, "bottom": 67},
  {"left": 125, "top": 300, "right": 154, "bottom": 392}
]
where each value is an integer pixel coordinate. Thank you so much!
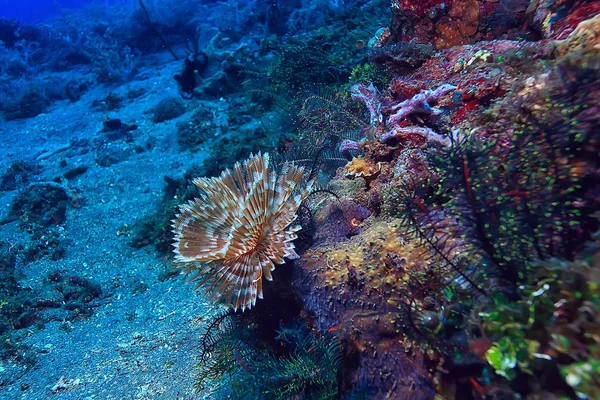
[
  {"left": 172, "top": 152, "right": 313, "bottom": 311},
  {"left": 386, "top": 83, "right": 456, "bottom": 127}
]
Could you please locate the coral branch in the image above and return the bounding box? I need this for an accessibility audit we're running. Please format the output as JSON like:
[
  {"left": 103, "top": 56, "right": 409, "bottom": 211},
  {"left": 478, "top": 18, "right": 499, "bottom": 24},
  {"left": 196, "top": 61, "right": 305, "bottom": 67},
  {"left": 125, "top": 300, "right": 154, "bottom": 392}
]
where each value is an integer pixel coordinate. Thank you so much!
[
  {"left": 387, "top": 84, "right": 456, "bottom": 127},
  {"left": 350, "top": 83, "right": 383, "bottom": 130}
]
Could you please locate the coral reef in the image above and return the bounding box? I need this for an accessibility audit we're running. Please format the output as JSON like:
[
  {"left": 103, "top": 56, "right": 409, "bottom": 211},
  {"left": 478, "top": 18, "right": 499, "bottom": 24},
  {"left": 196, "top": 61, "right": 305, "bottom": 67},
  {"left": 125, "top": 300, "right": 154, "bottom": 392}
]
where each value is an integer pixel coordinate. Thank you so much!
[
  {"left": 4, "top": 0, "right": 595, "bottom": 397},
  {"left": 350, "top": 83, "right": 383, "bottom": 132},
  {"left": 385, "top": 83, "right": 456, "bottom": 127},
  {"left": 311, "top": 197, "right": 372, "bottom": 245},
  {"left": 1, "top": 89, "right": 51, "bottom": 121},
  {"left": 390, "top": 0, "right": 529, "bottom": 45},
  {"left": 435, "top": 0, "right": 480, "bottom": 49},
  {"left": 175, "top": 105, "right": 219, "bottom": 151},
  {"left": 293, "top": 218, "right": 445, "bottom": 397},
  {"left": 0, "top": 240, "right": 38, "bottom": 367},
  {"left": 153, "top": 2, "right": 600, "bottom": 397},
  {"left": 234, "top": 319, "right": 343, "bottom": 399},
  {"left": 554, "top": 12, "right": 600, "bottom": 56},
  {"left": 341, "top": 82, "right": 457, "bottom": 157},
  {"left": 285, "top": 4, "right": 600, "bottom": 399},
  {"left": 478, "top": 250, "right": 600, "bottom": 398}
]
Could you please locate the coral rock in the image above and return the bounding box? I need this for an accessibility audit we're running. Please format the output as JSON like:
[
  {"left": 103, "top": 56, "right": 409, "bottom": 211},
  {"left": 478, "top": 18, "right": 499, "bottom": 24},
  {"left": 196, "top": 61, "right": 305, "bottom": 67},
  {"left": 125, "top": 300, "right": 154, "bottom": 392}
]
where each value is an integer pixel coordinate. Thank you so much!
[
  {"left": 435, "top": 0, "right": 480, "bottom": 49},
  {"left": 555, "top": 13, "right": 600, "bottom": 57}
]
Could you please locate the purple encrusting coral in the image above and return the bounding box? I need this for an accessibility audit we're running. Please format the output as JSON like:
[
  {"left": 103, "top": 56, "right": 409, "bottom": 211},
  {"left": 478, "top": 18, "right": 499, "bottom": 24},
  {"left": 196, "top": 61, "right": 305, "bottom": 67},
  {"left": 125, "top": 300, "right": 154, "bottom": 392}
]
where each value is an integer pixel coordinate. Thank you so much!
[{"left": 312, "top": 197, "right": 371, "bottom": 245}]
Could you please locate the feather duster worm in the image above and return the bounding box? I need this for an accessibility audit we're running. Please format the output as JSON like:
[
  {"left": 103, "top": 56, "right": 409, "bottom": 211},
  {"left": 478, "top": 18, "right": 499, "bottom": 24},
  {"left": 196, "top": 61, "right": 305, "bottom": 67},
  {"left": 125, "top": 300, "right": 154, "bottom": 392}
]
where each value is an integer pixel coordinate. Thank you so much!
[{"left": 172, "top": 153, "right": 313, "bottom": 311}]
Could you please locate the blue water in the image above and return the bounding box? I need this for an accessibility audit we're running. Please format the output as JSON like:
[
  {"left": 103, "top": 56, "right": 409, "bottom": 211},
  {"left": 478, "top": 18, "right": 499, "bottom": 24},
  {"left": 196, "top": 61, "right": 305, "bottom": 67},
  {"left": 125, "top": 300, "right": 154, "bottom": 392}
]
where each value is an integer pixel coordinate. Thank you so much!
[{"left": 0, "top": 0, "right": 96, "bottom": 23}]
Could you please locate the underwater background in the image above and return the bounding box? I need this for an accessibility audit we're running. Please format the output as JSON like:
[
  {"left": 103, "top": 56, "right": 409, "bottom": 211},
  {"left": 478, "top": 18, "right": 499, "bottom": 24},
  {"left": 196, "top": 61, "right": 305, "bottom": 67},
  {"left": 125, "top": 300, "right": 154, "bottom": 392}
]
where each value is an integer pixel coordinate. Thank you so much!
[
  {"left": 0, "top": 0, "right": 86, "bottom": 23},
  {"left": 1, "top": 0, "right": 599, "bottom": 399}
]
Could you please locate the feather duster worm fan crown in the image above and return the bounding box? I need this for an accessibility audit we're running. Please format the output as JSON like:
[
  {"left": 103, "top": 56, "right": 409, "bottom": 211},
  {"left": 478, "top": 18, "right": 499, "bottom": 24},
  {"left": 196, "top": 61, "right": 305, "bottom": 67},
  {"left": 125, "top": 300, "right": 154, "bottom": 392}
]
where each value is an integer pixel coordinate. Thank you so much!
[{"left": 172, "top": 153, "right": 313, "bottom": 311}]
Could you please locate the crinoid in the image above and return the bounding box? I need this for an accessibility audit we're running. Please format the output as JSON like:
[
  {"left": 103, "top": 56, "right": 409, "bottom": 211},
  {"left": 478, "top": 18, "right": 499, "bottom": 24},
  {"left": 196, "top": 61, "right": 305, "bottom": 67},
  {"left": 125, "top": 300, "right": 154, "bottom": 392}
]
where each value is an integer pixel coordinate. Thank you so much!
[
  {"left": 195, "top": 312, "right": 349, "bottom": 400},
  {"left": 396, "top": 125, "right": 586, "bottom": 339},
  {"left": 391, "top": 63, "right": 598, "bottom": 383},
  {"left": 282, "top": 86, "right": 368, "bottom": 181},
  {"left": 233, "top": 318, "right": 344, "bottom": 400},
  {"left": 172, "top": 152, "right": 313, "bottom": 311},
  {"left": 386, "top": 57, "right": 600, "bottom": 398}
]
